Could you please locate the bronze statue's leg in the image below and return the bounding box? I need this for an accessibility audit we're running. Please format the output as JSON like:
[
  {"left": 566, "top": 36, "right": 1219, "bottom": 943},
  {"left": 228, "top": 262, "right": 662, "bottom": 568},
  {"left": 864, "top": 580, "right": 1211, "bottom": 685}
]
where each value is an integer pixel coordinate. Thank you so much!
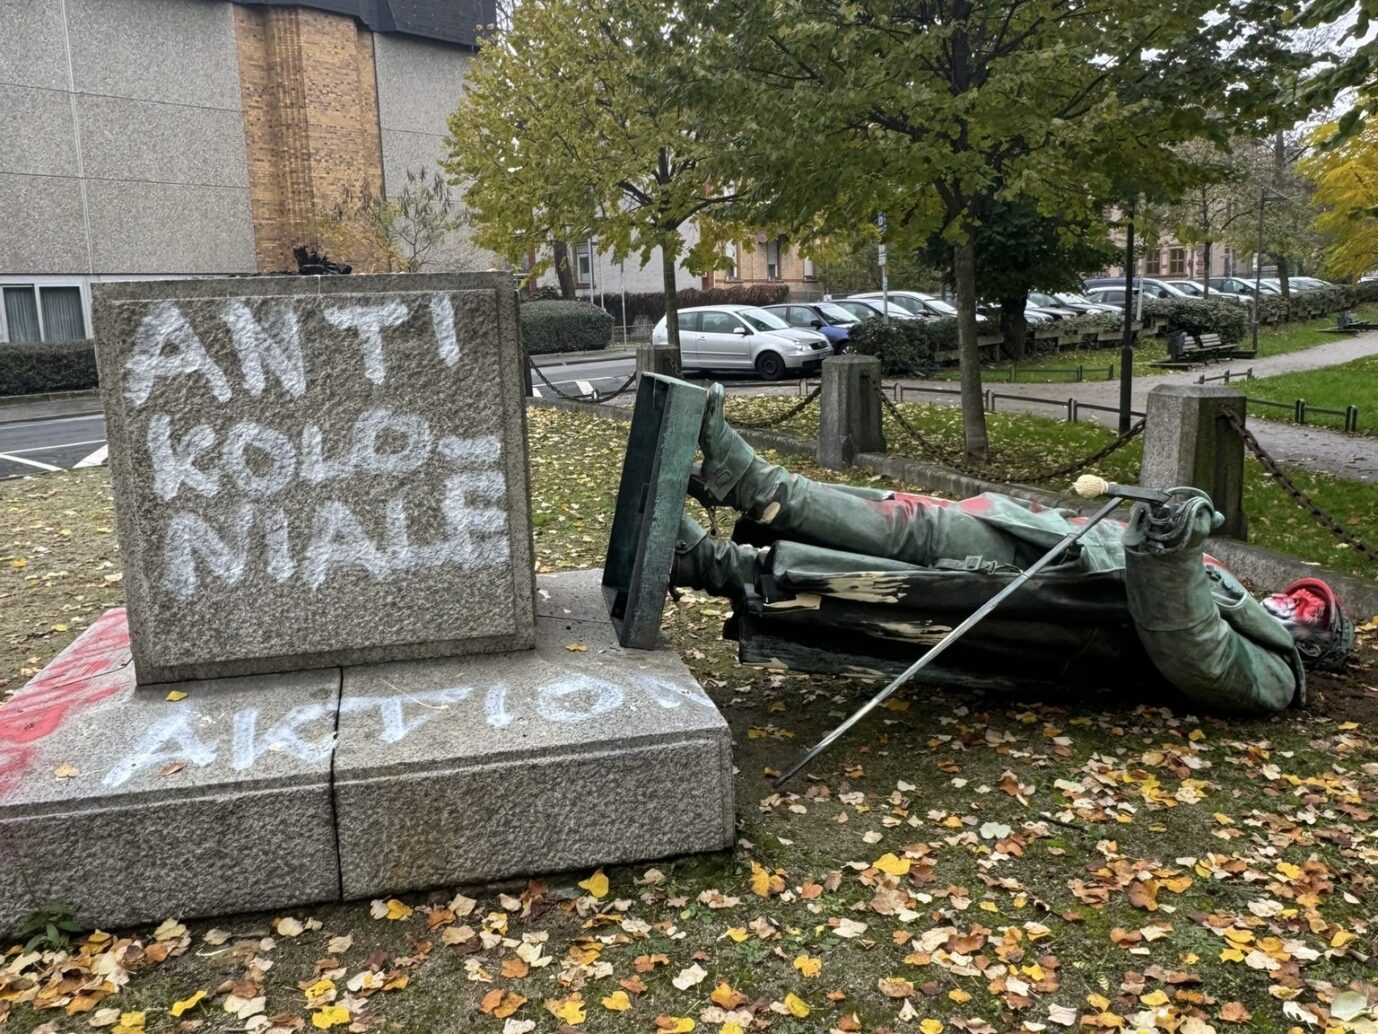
[
  {"left": 672, "top": 515, "right": 760, "bottom": 596},
  {"left": 699, "top": 384, "right": 1025, "bottom": 566},
  {"left": 1122, "top": 496, "right": 1301, "bottom": 714}
]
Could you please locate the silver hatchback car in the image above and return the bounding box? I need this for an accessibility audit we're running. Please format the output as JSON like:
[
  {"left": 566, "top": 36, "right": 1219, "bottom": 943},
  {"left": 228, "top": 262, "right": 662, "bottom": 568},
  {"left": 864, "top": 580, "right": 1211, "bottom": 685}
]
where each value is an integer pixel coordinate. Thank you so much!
[{"left": 651, "top": 305, "right": 831, "bottom": 380}]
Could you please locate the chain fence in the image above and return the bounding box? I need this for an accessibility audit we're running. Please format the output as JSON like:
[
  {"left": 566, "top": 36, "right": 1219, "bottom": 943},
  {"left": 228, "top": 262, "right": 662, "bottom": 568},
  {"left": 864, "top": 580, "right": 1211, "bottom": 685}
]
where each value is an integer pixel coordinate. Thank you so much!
[
  {"left": 870, "top": 380, "right": 1146, "bottom": 486},
  {"left": 1222, "top": 409, "right": 1377, "bottom": 563},
  {"left": 528, "top": 361, "right": 639, "bottom": 404},
  {"left": 724, "top": 383, "right": 824, "bottom": 430}
]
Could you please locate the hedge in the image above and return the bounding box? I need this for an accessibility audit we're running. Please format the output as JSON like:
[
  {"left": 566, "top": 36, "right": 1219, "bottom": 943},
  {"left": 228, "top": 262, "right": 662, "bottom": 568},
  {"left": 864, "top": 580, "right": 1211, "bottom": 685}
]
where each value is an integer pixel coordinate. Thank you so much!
[
  {"left": 849, "top": 318, "right": 944, "bottom": 377},
  {"left": 1140, "top": 298, "right": 1250, "bottom": 345},
  {"left": 0, "top": 339, "right": 98, "bottom": 397},
  {"left": 602, "top": 284, "right": 790, "bottom": 329},
  {"left": 519, "top": 300, "right": 614, "bottom": 355}
]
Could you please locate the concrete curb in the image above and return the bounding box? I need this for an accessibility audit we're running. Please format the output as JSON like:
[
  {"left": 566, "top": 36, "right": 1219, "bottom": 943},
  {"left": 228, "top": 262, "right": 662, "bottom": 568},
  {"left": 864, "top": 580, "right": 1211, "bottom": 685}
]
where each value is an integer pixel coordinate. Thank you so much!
[
  {"left": 527, "top": 395, "right": 1378, "bottom": 615},
  {"left": 0, "top": 389, "right": 102, "bottom": 424},
  {"left": 531, "top": 347, "right": 638, "bottom": 368}
]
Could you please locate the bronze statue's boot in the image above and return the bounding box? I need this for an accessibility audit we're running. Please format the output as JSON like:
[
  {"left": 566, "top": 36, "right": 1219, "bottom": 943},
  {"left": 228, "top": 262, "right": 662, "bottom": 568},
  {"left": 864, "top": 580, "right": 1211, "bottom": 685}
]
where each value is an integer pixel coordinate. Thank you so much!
[
  {"left": 699, "top": 383, "right": 757, "bottom": 503},
  {"left": 671, "top": 515, "right": 759, "bottom": 597}
]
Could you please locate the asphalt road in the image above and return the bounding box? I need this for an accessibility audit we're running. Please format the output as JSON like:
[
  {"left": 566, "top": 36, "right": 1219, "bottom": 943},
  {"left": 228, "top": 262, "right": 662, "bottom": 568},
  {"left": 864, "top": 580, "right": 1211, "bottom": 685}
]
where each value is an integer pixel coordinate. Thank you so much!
[
  {"left": 0, "top": 355, "right": 641, "bottom": 480},
  {"left": 0, "top": 413, "right": 109, "bottom": 479}
]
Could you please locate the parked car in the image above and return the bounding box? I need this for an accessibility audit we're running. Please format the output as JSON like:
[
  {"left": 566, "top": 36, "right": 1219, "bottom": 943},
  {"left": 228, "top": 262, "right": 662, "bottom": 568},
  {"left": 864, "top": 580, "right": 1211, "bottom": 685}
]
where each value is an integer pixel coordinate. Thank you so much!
[
  {"left": 1207, "top": 276, "right": 1280, "bottom": 298},
  {"left": 1026, "top": 292, "right": 1088, "bottom": 317},
  {"left": 978, "top": 302, "right": 1056, "bottom": 323},
  {"left": 1084, "top": 287, "right": 1141, "bottom": 307},
  {"left": 835, "top": 297, "right": 924, "bottom": 321},
  {"left": 1163, "top": 280, "right": 1249, "bottom": 304},
  {"left": 762, "top": 302, "right": 857, "bottom": 354},
  {"left": 1048, "top": 292, "right": 1120, "bottom": 314},
  {"left": 650, "top": 305, "right": 831, "bottom": 380},
  {"left": 1260, "top": 276, "right": 1332, "bottom": 293},
  {"left": 1084, "top": 276, "right": 1194, "bottom": 299}
]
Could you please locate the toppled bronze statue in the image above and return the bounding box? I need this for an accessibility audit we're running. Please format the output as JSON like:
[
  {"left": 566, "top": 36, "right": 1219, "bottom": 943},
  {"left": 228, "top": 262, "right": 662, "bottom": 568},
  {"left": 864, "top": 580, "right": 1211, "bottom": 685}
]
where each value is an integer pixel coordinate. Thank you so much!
[{"left": 672, "top": 384, "right": 1353, "bottom": 715}]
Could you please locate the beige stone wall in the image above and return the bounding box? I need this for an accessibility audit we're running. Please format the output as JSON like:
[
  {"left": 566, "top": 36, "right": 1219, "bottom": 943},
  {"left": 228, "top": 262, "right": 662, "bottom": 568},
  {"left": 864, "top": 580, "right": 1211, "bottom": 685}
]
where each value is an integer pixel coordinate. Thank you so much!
[{"left": 234, "top": 6, "right": 385, "bottom": 271}]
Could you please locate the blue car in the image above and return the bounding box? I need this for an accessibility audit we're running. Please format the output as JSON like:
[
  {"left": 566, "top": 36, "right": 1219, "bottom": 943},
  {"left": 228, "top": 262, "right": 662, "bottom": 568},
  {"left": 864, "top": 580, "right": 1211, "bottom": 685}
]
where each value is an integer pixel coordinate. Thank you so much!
[{"left": 762, "top": 302, "right": 858, "bottom": 354}]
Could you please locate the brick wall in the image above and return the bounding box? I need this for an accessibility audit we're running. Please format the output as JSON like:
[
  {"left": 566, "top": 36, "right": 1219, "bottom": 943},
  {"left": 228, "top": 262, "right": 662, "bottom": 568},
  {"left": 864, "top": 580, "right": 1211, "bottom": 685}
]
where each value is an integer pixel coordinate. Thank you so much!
[{"left": 234, "top": 6, "right": 385, "bottom": 271}]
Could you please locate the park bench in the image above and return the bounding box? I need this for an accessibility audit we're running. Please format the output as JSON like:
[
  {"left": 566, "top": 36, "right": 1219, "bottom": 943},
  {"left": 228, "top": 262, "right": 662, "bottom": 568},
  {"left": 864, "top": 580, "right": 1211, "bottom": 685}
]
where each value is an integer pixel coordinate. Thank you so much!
[
  {"left": 1322, "top": 310, "right": 1375, "bottom": 335},
  {"left": 1147, "top": 331, "right": 1234, "bottom": 369}
]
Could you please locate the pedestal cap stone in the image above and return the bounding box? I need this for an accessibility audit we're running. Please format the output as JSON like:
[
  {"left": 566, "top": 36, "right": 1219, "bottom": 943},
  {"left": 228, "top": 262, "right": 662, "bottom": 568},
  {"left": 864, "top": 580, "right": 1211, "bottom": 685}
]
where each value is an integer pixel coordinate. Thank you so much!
[{"left": 92, "top": 273, "right": 535, "bottom": 684}]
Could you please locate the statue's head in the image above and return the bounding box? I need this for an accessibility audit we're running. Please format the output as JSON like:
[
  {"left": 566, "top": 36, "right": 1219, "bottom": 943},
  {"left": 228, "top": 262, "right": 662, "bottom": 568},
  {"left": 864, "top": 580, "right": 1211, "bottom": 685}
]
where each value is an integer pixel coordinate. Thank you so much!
[{"left": 1261, "top": 578, "right": 1354, "bottom": 672}]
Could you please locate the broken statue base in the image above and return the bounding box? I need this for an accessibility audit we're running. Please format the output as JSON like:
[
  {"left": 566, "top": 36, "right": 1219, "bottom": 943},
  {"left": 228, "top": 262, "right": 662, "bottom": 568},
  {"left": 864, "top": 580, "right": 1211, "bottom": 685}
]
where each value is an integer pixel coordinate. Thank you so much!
[{"left": 0, "top": 569, "right": 734, "bottom": 933}]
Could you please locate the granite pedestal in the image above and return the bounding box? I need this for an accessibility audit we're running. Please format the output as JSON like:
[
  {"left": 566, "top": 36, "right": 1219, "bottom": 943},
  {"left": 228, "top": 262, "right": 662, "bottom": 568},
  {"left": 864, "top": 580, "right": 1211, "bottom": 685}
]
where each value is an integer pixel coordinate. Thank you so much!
[{"left": 0, "top": 571, "right": 733, "bottom": 934}]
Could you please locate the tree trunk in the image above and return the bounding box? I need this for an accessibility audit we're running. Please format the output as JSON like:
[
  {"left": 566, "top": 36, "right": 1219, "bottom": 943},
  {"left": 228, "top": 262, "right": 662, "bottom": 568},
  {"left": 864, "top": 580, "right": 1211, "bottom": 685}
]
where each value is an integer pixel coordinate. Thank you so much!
[
  {"left": 953, "top": 234, "right": 989, "bottom": 461},
  {"left": 553, "top": 240, "right": 576, "bottom": 299},
  {"left": 1274, "top": 254, "right": 1290, "bottom": 299},
  {"left": 661, "top": 245, "right": 681, "bottom": 355},
  {"left": 1201, "top": 240, "right": 1212, "bottom": 296},
  {"left": 999, "top": 295, "right": 1027, "bottom": 362}
]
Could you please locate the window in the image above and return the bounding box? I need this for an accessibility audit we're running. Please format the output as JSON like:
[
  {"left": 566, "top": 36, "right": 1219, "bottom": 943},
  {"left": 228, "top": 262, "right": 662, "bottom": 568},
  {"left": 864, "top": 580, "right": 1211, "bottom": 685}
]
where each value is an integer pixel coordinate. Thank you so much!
[
  {"left": 1168, "top": 247, "right": 1186, "bottom": 276},
  {"left": 723, "top": 243, "right": 737, "bottom": 279},
  {"left": 1143, "top": 249, "right": 1162, "bottom": 276},
  {"left": 790, "top": 306, "right": 815, "bottom": 325},
  {"left": 1, "top": 283, "right": 87, "bottom": 342},
  {"left": 699, "top": 311, "right": 741, "bottom": 335},
  {"left": 765, "top": 238, "right": 780, "bottom": 279},
  {"left": 575, "top": 244, "right": 592, "bottom": 286},
  {"left": 802, "top": 257, "right": 816, "bottom": 279},
  {"left": 676, "top": 312, "right": 698, "bottom": 332}
]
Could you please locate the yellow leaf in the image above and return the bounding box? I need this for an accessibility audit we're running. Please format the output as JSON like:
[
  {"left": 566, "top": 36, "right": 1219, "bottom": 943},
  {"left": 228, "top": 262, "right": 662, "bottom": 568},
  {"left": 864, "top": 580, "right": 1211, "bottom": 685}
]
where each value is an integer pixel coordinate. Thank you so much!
[
  {"left": 1276, "top": 862, "right": 1304, "bottom": 880},
  {"left": 920, "top": 1020, "right": 944, "bottom": 1034},
  {"left": 601, "top": 990, "right": 632, "bottom": 1012},
  {"left": 52, "top": 763, "right": 79, "bottom": 779},
  {"left": 311, "top": 1004, "right": 351, "bottom": 1029},
  {"left": 52, "top": 623, "right": 69, "bottom": 633},
  {"left": 565, "top": 642, "right": 588, "bottom": 652},
  {"left": 169, "top": 991, "right": 206, "bottom": 1017},
  {"left": 721, "top": 1024, "right": 745, "bottom": 1034},
  {"left": 655, "top": 1017, "right": 695, "bottom": 1033},
  {"left": 303, "top": 979, "right": 335, "bottom": 1006},
  {"left": 793, "top": 954, "right": 822, "bottom": 977},
  {"left": 113, "top": 1013, "right": 146, "bottom": 1034},
  {"left": 873, "top": 853, "right": 910, "bottom": 876},
  {"left": 9, "top": 558, "right": 27, "bottom": 568},
  {"left": 710, "top": 983, "right": 748, "bottom": 1009},
  {"left": 1140, "top": 990, "right": 1170, "bottom": 1007},
  {"left": 784, "top": 993, "right": 810, "bottom": 1018},
  {"left": 578, "top": 869, "right": 609, "bottom": 899},
  {"left": 948, "top": 988, "right": 972, "bottom": 1004},
  {"left": 1087, "top": 993, "right": 1111, "bottom": 1010},
  {"left": 749, "top": 860, "right": 783, "bottom": 897},
  {"left": 726, "top": 927, "right": 749, "bottom": 943},
  {"left": 165, "top": 690, "right": 187, "bottom": 702},
  {"left": 546, "top": 994, "right": 587, "bottom": 1025},
  {"left": 385, "top": 899, "right": 413, "bottom": 920}
]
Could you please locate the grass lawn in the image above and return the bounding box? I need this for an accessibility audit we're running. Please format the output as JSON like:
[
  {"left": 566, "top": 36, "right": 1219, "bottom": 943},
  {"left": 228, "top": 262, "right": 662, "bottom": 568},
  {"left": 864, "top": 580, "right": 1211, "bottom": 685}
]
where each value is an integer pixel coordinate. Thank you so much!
[
  {"left": 1, "top": 406, "right": 1376, "bottom": 1034},
  {"left": 723, "top": 394, "right": 1378, "bottom": 581},
  {"left": 1244, "top": 352, "right": 1378, "bottom": 437}
]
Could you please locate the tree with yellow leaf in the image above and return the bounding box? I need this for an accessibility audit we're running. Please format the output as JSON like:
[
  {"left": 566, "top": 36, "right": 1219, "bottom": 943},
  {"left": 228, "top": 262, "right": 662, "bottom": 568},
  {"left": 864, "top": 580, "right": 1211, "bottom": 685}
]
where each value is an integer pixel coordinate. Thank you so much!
[{"left": 1302, "top": 117, "right": 1378, "bottom": 278}]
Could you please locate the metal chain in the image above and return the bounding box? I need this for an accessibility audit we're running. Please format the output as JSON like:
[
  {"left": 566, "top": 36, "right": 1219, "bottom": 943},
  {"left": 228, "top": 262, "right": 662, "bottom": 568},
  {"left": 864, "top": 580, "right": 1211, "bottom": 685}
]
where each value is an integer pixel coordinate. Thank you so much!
[
  {"left": 1223, "top": 409, "right": 1378, "bottom": 562},
  {"left": 725, "top": 383, "right": 824, "bottom": 430},
  {"left": 529, "top": 362, "right": 638, "bottom": 404},
  {"left": 874, "top": 383, "right": 1146, "bottom": 485}
]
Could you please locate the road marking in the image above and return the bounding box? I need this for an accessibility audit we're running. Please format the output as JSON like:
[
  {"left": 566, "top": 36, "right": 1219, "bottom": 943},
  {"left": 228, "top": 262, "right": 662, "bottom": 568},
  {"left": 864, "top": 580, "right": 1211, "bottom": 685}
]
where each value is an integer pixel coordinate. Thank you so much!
[
  {"left": 0, "top": 452, "right": 61, "bottom": 472},
  {"left": 2, "top": 438, "right": 106, "bottom": 456},
  {"left": 0, "top": 413, "right": 105, "bottom": 432},
  {"left": 74, "top": 444, "right": 109, "bottom": 468},
  {"left": 575, "top": 380, "right": 595, "bottom": 395},
  {"left": 531, "top": 387, "right": 544, "bottom": 398}
]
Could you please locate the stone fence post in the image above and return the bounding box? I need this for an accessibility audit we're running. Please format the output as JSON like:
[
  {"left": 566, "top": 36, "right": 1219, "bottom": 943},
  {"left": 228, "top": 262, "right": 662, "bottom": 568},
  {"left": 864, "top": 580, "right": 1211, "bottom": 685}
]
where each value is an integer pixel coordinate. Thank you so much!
[
  {"left": 1140, "top": 383, "right": 1247, "bottom": 540},
  {"left": 818, "top": 354, "right": 885, "bottom": 469},
  {"left": 637, "top": 343, "right": 681, "bottom": 379}
]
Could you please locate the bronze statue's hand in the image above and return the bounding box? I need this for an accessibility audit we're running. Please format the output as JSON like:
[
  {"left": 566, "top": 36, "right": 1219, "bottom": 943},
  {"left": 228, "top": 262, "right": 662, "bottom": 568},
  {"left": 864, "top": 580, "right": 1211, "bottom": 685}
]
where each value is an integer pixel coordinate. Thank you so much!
[{"left": 1124, "top": 487, "right": 1223, "bottom": 555}]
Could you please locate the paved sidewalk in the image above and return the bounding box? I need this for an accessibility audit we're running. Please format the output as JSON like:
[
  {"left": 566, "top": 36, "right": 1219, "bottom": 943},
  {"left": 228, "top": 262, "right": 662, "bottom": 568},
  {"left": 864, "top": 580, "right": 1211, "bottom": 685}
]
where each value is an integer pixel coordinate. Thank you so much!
[{"left": 894, "top": 330, "right": 1378, "bottom": 482}]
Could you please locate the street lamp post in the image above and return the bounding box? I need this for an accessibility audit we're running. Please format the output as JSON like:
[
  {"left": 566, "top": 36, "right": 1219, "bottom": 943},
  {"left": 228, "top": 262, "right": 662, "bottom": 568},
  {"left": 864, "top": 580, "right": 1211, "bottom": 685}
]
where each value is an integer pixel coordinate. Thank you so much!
[
  {"left": 1252, "top": 186, "right": 1266, "bottom": 356},
  {"left": 1118, "top": 200, "right": 1136, "bottom": 434}
]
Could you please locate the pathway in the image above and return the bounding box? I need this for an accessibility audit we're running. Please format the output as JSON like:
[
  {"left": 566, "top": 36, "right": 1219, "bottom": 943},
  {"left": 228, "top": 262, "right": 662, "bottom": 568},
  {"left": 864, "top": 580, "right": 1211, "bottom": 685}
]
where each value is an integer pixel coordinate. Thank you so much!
[{"left": 895, "top": 329, "right": 1378, "bottom": 482}]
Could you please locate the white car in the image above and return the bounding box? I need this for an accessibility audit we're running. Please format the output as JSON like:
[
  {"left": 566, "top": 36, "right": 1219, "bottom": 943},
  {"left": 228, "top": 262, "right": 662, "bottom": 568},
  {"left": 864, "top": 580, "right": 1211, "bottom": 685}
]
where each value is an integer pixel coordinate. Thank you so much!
[
  {"left": 651, "top": 305, "right": 831, "bottom": 380},
  {"left": 851, "top": 290, "right": 990, "bottom": 323}
]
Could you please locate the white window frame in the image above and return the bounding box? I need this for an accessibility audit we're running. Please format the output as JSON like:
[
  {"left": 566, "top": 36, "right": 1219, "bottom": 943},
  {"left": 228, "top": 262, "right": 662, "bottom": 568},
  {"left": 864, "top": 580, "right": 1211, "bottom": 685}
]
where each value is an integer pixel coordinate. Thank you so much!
[
  {"left": 765, "top": 238, "right": 781, "bottom": 280},
  {"left": 0, "top": 276, "right": 91, "bottom": 343},
  {"left": 575, "top": 244, "right": 593, "bottom": 287},
  {"left": 802, "top": 257, "right": 816, "bottom": 279}
]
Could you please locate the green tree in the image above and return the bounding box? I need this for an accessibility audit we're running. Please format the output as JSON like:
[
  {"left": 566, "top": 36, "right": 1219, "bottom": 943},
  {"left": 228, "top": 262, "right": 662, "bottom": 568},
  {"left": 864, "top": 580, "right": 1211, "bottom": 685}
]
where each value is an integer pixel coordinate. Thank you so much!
[
  {"left": 717, "top": 0, "right": 1304, "bottom": 458},
  {"left": 443, "top": 0, "right": 741, "bottom": 354},
  {"left": 316, "top": 168, "right": 471, "bottom": 273},
  {"left": 923, "top": 196, "right": 1116, "bottom": 360},
  {"left": 1301, "top": 119, "right": 1378, "bottom": 278}
]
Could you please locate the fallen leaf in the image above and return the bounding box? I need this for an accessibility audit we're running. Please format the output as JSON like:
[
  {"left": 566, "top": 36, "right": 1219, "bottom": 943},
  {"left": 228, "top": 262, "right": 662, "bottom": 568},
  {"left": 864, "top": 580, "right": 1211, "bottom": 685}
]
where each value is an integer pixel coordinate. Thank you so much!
[
  {"left": 783, "top": 993, "right": 810, "bottom": 1018},
  {"left": 370, "top": 898, "right": 413, "bottom": 920},
  {"left": 275, "top": 916, "right": 305, "bottom": 937},
  {"left": 920, "top": 1020, "right": 944, "bottom": 1034},
  {"left": 794, "top": 954, "right": 822, "bottom": 978},
  {"left": 565, "top": 642, "right": 588, "bottom": 652},
  {"left": 480, "top": 989, "right": 527, "bottom": 1019},
  {"left": 53, "top": 763, "right": 79, "bottom": 779},
  {"left": 165, "top": 690, "right": 187, "bottom": 702},
  {"left": 672, "top": 963, "right": 708, "bottom": 990},
  {"left": 873, "top": 853, "right": 910, "bottom": 876},
  {"left": 654, "top": 1017, "right": 694, "bottom": 1032},
  {"left": 601, "top": 990, "right": 632, "bottom": 1012},
  {"left": 310, "top": 1004, "right": 350, "bottom": 1029},
  {"left": 578, "top": 869, "right": 609, "bottom": 899},
  {"left": 545, "top": 993, "right": 586, "bottom": 1025},
  {"left": 710, "top": 983, "right": 748, "bottom": 1009},
  {"left": 169, "top": 990, "right": 206, "bottom": 1017}
]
